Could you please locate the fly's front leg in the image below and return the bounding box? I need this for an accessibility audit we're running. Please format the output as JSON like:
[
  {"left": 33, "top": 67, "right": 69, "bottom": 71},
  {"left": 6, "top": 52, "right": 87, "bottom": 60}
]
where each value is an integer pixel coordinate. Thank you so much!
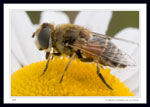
[
  {"left": 59, "top": 53, "right": 76, "bottom": 83},
  {"left": 46, "top": 52, "right": 51, "bottom": 59},
  {"left": 96, "top": 61, "right": 113, "bottom": 90},
  {"left": 53, "top": 52, "right": 61, "bottom": 56},
  {"left": 42, "top": 51, "right": 61, "bottom": 76},
  {"left": 41, "top": 52, "right": 53, "bottom": 76}
]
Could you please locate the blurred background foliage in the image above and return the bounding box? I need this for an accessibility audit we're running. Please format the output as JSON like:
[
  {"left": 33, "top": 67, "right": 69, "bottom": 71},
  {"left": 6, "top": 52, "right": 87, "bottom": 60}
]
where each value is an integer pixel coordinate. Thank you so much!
[{"left": 26, "top": 11, "right": 139, "bottom": 37}]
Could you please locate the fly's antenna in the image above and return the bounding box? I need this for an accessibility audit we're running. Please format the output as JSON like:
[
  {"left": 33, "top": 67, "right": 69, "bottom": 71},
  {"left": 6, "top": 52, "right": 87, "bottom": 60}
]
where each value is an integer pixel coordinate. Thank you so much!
[{"left": 32, "top": 32, "right": 35, "bottom": 38}]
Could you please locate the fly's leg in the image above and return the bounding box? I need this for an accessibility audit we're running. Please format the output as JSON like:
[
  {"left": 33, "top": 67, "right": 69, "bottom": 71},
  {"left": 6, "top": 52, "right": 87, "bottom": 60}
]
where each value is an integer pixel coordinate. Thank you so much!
[
  {"left": 53, "top": 52, "right": 61, "bottom": 56},
  {"left": 41, "top": 53, "right": 52, "bottom": 76},
  {"left": 51, "top": 52, "right": 61, "bottom": 60},
  {"left": 59, "top": 53, "right": 76, "bottom": 83},
  {"left": 46, "top": 52, "right": 51, "bottom": 59},
  {"left": 96, "top": 61, "right": 113, "bottom": 90},
  {"left": 80, "top": 58, "right": 93, "bottom": 62},
  {"left": 76, "top": 50, "right": 93, "bottom": 62},
  {"left": 46, "top": 52, "right": 61, "bottom": 59},
  {"left": 41, "top": 52, "right": 61, "bottom": 76}
]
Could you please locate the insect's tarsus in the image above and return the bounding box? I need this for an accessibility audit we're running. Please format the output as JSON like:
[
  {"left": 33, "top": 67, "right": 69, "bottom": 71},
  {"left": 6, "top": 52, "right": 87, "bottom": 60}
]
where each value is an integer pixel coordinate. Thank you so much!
[
  {"left": 96, "top": 62, "right": 113, "bottom": 90},
  {"left": 41, "top": 54, "right": 52, "bottom": 76}
]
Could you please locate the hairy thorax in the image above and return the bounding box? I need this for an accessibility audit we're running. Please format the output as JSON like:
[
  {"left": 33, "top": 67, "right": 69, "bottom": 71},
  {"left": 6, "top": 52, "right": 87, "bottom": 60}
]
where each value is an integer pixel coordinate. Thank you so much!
[{"left": 52, "top": 24, "right": 90, "bottom": 56}]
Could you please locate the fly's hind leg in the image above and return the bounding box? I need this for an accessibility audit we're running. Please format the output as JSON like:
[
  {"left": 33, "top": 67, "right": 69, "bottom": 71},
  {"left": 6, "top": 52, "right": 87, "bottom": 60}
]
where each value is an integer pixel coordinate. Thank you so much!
[
  {"left": 80, "top": 58, "right": 93, "bottom": 62},
  {"left": 96, "top": 61, "right": 113, "bottom": 90},
  {"left": 76, "top": 50, "right": 93, "bottom": 62},
  {"left": 59, "top": 53, "right": 76, "bottom": 83}
]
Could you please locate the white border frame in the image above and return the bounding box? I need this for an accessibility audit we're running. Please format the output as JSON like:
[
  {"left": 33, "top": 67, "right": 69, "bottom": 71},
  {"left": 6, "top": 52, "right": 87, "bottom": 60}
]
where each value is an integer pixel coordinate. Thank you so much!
[{"left": 4, "top": 4, "right": 147, "bottom": 104}]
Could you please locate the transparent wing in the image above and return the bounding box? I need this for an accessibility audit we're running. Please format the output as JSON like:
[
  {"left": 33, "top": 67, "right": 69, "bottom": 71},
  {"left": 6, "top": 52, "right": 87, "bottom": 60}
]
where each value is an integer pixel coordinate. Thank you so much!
[
  {"left": 70, "top": 33, "right": 136, "bottom": 67},
  {"left": 91, "top": 32, "right": 139, "bottom": 45}
]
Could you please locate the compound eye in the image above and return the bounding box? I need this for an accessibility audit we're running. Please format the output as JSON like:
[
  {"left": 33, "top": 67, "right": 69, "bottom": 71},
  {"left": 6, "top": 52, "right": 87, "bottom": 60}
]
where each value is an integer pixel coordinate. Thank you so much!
[{"left": 38, "top": 27, "right": 51, "bottom": 49}]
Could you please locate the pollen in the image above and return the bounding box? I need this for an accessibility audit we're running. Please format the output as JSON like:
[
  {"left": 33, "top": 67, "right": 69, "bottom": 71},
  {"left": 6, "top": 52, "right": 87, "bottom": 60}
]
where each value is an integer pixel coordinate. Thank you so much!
[{"left": 11, "top": 56, "right": 134, "bottom": 96}]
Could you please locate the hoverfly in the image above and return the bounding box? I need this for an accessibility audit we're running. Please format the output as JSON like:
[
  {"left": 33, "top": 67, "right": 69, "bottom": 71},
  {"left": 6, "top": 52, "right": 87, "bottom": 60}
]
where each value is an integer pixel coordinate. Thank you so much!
[{"left": 32, "top": 23, "right": 137, "bottom": 90}]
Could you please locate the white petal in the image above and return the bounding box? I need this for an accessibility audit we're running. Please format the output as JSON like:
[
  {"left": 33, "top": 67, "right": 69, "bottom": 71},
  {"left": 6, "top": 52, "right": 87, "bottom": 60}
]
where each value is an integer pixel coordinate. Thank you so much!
[
  {"left": 11, "top": 53, "right": 21, "bottom": 74},
  {"left": 33, "top": 24, "right": 39, "bottom": 30},
  {"left": 11, "top": 28, "right": 28, "bottom": 66},
  {"left": 111, "top": 28, "right": 140, "bottom": 81},
  {"left": 74, "top": 11, "right": 112, "bottom": 34},
  {"left": 11, "top": 11, "right": 45, "bottom": 65},
  {"left": 132, "top": 87, "right": 139, "bottom": 96},
  {"left": 123, "top": 70, "right": 139, "bottom": 92},
  {"left": 110, "top": 28, "right": 140, "bottom": 96},
  {"left": 40, "top": 11, "right": 70, "bottom": 25},
  {"left": 112, "top": 28, "right": 140, "bottom": 55}
]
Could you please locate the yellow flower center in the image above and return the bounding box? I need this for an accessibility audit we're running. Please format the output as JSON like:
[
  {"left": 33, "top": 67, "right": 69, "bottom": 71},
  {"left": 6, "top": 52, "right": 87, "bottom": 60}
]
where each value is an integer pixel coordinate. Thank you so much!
[{"left": 11, "top": 56, "right": 134, "bottom": 96}]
